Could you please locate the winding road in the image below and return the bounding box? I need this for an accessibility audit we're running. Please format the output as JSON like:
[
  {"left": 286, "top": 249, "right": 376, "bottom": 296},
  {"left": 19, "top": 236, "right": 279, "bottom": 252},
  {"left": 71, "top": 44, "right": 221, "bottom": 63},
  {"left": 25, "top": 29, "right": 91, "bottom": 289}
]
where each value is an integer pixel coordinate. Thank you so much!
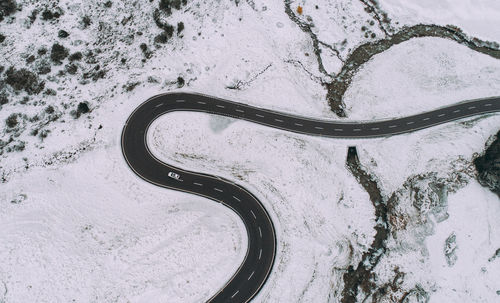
[{"left": 121, "top": 92, "right": 499, "bottom": 302}]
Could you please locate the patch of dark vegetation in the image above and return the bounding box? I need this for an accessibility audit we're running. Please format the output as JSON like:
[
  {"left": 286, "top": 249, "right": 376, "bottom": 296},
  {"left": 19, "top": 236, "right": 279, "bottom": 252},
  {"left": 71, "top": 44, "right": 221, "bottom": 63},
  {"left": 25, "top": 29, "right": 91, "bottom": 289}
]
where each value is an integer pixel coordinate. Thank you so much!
[
  {"left": 177, "top": 76, "right": 184, "bottom": 87},
  {"left": 6, "top": 113, "right": 19, "bottom": 128},
  {"left": 65, "top": 63, "right": 77, "bottom": 75},
  {"left": 123, "top": 81, "right": 140, "bottom": 92},
  {"left": 139, "top": 43, "right": 152, "bottom": 59},
  {"left": 153, "top": 0, "right": 187, "bottom": 43},
  {"left": 326, "top": 24, "right": 500, "bottom": 117},
  {"left": 104, "top": 1, "right": 112, "bottom": 8},
  {"left": 68, "top": 51, "right": 82, "bottom": 61},
  {"left": 36, "top": 59, "right": 52, "bottom": 75},
  {"left": 5, "top": 67, "right": 45, "bottom": 94},
  {"left": 0, "top": 33, "right": 5, "bottom": 43},
  {"left": 474, "top": 130, "right": 500, "bottom": 197},
  {"left": 82, "top": 65, "right": 105, "bottom": 82},
  {"left": 0, "top": 91, "right": 8, "bottom": 105},
  {"left": 0, "top": 0, "right": 17, "bottom": 22},
  {"left": 50, "top": 43, "right": 69, "bottom": 63},
  {"left": 159, "top": 0, "right": 187, "bottom": 15},
  {"left": 26, "top": 55, "right": 35, "bottom": 64},
  {"left": 58, "top": 29, "right": 69, "bottom": 38},
  {"left": 70, "top": 101, "right": 90, "bottom": 119},
  {"left": 37, "top": 47, "right": 47, "bottom": 56},
  {"left": 81, "top": 15, "right": 91, "bottom": 28},
  {"left": 177, "top": 21, "right": 184, "bottom": 35},
  {"left": 343, "top": 146, "right": 390, "bottom": 303},
  {"left": 44, "top": 88, "right": 56, "bottom": 96}
]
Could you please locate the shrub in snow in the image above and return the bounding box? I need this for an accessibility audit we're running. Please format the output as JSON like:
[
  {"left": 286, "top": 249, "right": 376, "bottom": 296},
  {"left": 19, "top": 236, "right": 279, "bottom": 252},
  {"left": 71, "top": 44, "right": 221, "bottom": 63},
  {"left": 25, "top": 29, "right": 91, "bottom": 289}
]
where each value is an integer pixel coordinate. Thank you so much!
[{"left": 5, "top": 67, "right": 45, "bottom": 94}]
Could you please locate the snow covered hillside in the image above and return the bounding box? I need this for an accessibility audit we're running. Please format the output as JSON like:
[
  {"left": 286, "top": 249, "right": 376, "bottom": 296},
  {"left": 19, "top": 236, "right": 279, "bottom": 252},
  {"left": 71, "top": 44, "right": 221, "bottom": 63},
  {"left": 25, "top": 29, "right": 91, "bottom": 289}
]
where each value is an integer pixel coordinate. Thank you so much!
[{"left": 1, "top": 0, "right": 499, "bottom": 302}]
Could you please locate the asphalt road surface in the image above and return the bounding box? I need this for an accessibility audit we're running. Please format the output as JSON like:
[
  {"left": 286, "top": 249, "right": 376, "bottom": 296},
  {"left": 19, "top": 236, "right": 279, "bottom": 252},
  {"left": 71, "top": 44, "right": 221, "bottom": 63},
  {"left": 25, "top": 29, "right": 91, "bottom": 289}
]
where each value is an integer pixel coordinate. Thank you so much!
[{"left": 121, "top": 92, "right": 499, "bottom": 303}]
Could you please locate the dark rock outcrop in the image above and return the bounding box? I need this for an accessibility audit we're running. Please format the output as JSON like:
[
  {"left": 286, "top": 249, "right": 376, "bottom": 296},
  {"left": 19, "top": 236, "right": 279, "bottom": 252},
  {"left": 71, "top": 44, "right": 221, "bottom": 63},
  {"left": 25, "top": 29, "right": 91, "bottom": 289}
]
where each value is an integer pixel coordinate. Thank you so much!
[{"left": 474, "top": 131, "right": 500, "bottom": 197}]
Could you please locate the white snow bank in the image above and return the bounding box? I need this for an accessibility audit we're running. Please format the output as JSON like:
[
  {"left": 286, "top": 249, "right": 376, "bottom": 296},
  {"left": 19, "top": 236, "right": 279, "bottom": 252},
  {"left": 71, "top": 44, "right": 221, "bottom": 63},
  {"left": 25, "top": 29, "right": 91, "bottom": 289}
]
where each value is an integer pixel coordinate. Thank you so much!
[
  {"left": 148, "top": 111, "right": 375, "bottom": 302},
  {"left": 426, "top": 181, "right": 500, "bottom": 302},
  {"left": 0, "top": 135, "right": 246, "bottom": 303},
  {"left": 379, "top": 0, "right": 500, "bottom": 41}
]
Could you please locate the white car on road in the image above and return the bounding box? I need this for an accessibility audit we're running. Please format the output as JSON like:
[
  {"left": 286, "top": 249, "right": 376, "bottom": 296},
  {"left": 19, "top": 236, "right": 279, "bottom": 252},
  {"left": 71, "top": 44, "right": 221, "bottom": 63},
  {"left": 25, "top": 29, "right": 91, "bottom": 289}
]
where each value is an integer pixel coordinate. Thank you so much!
[{"left": 168, "top": 171, "right": 182, "bottom": 181}]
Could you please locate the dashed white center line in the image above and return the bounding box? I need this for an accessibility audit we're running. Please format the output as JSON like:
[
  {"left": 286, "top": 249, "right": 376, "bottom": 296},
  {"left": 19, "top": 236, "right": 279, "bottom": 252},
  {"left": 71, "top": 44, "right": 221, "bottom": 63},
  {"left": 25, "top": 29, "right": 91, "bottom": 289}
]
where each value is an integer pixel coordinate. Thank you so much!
[
  {"left": 197, "top": 101, "right": 206, "bottom": 105},
  {"left": 256, "top": 114, "right": 264, "bottom": 118},
  {"left": 406, "top": 121, "right": 415, "bottom": 125},
  {"left": 437, "top": 114, "right": 445, "bottom": 117},
  {"left": 193, "top": 182, "right": 203, "bottom": 186},
  {"left": 334, "top": 128, "right": 343, "bottom": 132},
  {"left": 371, "top": 127, "right": 379, "bottom": 131},
  {"left": 353, "top": 128, "right": 361, "bottom": 131},
  {"left": 258, "top": 249, "right": 262, "bottom": 260},
  {"left": 176, "top": 99, "right": 185, "bottom": 103},
  {"left": 453, "top": 109, "right": 461, "bottom": 113},
  {"left": 250, "top": 210, "right": 257, "bottom": 219},
  {"left": 388, "top": 125, "right": 397, "bottom": 128},
  {"left": 216, "top": 105, "right": 225, "bottom": 109},
  {"left": 214, "top": 188, "right": 223, "bottom": 193},
  {"left": 468, "top": 106, "right": 476, "bottom": 109},
  {"left": 315, "top": 126, "right": 324, "bottom": 130},
  {"left": 294, "top": 123, "right": 303, "bottom": 127},
  {"left": 231, "top": 291, "right": 239, "bottom": 299},
  {"left": 258, "top": 227, "right": 262, "bottom": 238},
  {"left": 485, "top": 103, "right": 492, "bottom": 107},
  {"left": 232, "top": 195, "right": 241, "bottom": 202},
  {"left": 154, "top": 103, "right": 163, "bottom": 108},
  {"left": 248, "top": 271, "right": 255, "bottom": 280},
  {"left": 422, "top": 117, "right": 430, "bottom": 121},
  {"left": 235, "top": 109, "right": 245, "bottom": 113},
  {"left": 274, "top": 118, "right": 284, "bottom": 123}
]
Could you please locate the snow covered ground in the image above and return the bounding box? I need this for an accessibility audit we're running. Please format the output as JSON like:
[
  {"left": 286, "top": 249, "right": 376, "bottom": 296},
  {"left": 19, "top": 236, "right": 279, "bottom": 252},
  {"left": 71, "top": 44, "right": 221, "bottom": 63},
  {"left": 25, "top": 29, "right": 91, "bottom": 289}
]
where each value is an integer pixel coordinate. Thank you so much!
[{"left": 0, "top": 0, "right": 499, "bottom": 302}]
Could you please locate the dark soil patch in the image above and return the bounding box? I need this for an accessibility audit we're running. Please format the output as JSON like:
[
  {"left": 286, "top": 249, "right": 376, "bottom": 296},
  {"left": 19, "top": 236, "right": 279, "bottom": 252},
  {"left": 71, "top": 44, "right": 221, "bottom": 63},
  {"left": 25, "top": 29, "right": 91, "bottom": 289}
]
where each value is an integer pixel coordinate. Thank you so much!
[{"left": 474, "top": 130, "right": 500, "bottom": 197}]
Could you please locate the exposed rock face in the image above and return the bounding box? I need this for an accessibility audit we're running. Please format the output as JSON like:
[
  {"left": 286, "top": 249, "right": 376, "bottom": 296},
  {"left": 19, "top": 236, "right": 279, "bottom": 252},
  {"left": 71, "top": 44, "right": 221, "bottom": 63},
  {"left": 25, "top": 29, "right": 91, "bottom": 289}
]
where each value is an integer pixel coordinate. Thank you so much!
[{"left": 474, "top": 131, "right": 500, "bottom": 197}]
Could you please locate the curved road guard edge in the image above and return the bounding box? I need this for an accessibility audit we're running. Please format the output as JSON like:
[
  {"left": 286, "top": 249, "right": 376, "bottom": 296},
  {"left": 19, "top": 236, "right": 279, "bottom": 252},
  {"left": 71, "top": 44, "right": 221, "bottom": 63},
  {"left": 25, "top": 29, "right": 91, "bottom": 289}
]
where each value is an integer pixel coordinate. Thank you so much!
[{"left": 121, "top": 92, "right": 499, "bottom": 302}]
